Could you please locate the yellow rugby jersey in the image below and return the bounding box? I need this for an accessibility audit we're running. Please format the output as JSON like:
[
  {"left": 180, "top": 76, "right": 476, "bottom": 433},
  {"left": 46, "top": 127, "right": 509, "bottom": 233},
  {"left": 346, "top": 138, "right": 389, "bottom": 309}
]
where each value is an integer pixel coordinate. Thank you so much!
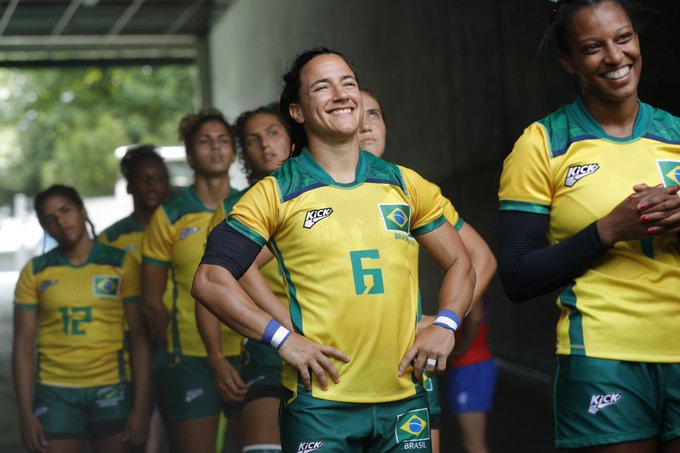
[
  {"left": 499, "top": 98, "right": 680, "bottom": 362},
  {"left": 142, "top": 186, "right": 244, "bottom": 357},
  {"left": 14, "top": 242, "right": 140, "bottom": 387},
  {"left": 209, "top": 193, "right": 288, "bottom": 304},
  {"left": 99, "top": 215, "right": 144, "bottom": 262},
  {"left": 227, "top": 149, "right": 446, "bottom": 403}
]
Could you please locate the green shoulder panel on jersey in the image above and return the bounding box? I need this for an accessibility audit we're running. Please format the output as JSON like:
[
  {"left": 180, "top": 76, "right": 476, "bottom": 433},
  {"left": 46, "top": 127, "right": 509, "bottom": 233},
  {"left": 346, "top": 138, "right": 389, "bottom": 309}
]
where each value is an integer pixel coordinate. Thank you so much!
[
  {"left": 274, "top": 149, "right": 406, "bottom": 202},
  {"left": 538, "top": 98, "right": 597, "bottom": 158},
  {"left": 90, "top": 242, "right": 126, "bottom": 268},
  {"left": 644, "top": 103, "right": 680, "bottom": 144},
  {"left": 100, "top": 215, "right": 142, "bottom": 242},
  {"left": 162, "top": 186, "right": 210, "bottom": 224},
  {"left": 31, "top": 248, "right": 66, "bottom": 274},
  {"left": 363, "top": 151, "right": 407, "bottom": 192}
]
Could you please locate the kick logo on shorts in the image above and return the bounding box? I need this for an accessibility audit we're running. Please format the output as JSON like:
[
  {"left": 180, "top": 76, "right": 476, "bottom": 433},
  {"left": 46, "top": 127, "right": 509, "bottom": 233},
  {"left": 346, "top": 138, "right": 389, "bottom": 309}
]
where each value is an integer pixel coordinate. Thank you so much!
[
  {"left": 185, "top": 388, "right": 204, "bottom": 403},
  {"left": 565, "top": 163, "right": 599, "bottom": 187},
  {"left": 588, "top": 392, "right": 623, "bottom": 414},
  {"left": 379, "top": 204, "right": 411, "bottom": 233},
  {"left": 656, "top": 160, "right": 680, "bottom": 187},
  {"left": 93, "top": 276, "right": 120, "bottom": 299},
  {"left": 395, "top": 408, "right": 430, "bottom": 444},
  {"left": 297, "top": 440, "right": 324, "bottom": 452}
]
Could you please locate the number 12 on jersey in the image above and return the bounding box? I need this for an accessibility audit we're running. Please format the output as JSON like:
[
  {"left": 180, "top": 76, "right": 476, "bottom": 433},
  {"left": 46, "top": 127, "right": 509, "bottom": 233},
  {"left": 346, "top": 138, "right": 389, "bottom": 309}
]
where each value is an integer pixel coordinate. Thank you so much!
[
  {"left": 59, "top": 306, "right": 92, "bottom": 335},
  {"left": 349, "top": 249, "right": 385, "bottom": 295}
]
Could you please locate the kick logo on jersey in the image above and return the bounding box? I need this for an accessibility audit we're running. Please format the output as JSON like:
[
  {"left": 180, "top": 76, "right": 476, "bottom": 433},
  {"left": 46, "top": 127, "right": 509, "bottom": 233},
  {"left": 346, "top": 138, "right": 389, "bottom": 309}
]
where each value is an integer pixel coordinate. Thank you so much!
[
  {"left": 379, "top": 204, "right": 411, "bottom": 233},
  {"left": 588, "top": 392, "right": 623, "bottom": 414},
  {"left": 93, "top": 276, "right": 120, "bottom": 299},
  {"left": 180, "top": 226, "right": 200, "bottom": 240},
  {"left": 303, "top": 207, "right": 333, "bottom": 229},
  {"left": 38, "top": 279, "right": 58, "bottom": 293},
  {"left": 395, "top": 408, "right": 430, "bottom": 444},
  {"left": 297, "top": 441, "right": 324, "bottom": 452},
  {"left": 656, "top": 160, "right": 680, "bottom": 187},
  {"left": 565, "top": 163, "right": 600, "bottom": 187}
]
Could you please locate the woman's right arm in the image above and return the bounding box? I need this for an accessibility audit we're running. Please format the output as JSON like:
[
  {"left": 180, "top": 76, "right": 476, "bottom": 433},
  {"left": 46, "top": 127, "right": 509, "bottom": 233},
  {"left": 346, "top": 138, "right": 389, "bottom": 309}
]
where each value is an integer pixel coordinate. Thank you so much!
[
  {"left": 498, "top": 185, "right": 680, "bottom": 303},
  {"left": 12, "top": 309, "right": 47, "bottom": 453},
  {"left": 141, "top": 263, "right": 169, "bottom": 346}
]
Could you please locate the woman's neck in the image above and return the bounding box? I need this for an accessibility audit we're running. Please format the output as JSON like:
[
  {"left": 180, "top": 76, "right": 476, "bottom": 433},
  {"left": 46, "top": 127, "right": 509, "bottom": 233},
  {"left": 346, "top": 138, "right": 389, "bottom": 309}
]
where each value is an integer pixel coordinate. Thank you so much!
[
  {"left": 194, "top": 174, "right": 232, "bottom": 210},
  {"left": 61, "top": 235, "right": 94, "bottom": 266},
  {"left": 582, "top": 93, "right": 639, "bottom": 138},
  {"left": 307, "top": 134, "right": 360, "bottom": 184}
]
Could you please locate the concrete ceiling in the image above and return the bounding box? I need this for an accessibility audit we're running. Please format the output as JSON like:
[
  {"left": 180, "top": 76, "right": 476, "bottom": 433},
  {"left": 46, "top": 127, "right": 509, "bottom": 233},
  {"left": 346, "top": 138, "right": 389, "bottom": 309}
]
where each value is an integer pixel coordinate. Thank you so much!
[{"left": 0, "top": 0, "right": 233, "bottom": 66}]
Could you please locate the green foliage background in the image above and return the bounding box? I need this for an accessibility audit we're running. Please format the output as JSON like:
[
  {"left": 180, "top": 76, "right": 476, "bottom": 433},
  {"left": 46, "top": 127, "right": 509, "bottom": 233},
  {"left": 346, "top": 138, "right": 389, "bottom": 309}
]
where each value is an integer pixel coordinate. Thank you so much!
[{"left": 0, "top": 65, "right": 197, "bottom": 208}]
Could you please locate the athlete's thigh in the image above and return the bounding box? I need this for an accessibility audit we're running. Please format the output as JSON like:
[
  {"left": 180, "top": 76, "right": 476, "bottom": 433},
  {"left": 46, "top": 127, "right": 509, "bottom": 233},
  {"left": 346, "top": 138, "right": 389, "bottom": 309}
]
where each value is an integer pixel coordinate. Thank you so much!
[
  {"left": 279, "top": 388, "right": 370, "bottom": 452},
  {"left": 91, "top": 431, "right": 126, "bottom": 453},
  {"left": 241, "top": 396, "right": 281, "bottom": 446},
  {"left": 372, "top": 392, "right": 432, "bottom": 453},
  {"left": 554, "top": 356, "right": 660, "bottom": 449},
  {"left": 159, "top": 354, "right": 222, "bottom": 422},
  {"left": 45, "top": 438, "right": 85, "bottom": 453},
  {"left": 168, "top": 414, "right": 220, "bottom": 453}
]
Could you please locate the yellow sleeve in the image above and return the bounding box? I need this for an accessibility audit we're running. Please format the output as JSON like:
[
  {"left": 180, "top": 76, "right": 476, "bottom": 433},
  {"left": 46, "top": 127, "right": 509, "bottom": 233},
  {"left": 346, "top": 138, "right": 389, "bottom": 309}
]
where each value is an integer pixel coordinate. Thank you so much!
[
  {"left": 227, "top": 177, "right": 280, "bottom": 246},
  {"left": 14, "top": 261, "right": 37, "bottom": 309},
  {"left": 399, "top": 166, "right": 446, "bottom": 236},
  {"left": 498, "top": 123, "right": 553, "bottom": 214},
  {"left": 207, "top": 202, "right": 227, "bottom": 237},
  {"left": 121, "top": 253, "right": 141, "bottom": 304},
  {"left": 141, "top": 206, "right": 174, "bottom": 267}
]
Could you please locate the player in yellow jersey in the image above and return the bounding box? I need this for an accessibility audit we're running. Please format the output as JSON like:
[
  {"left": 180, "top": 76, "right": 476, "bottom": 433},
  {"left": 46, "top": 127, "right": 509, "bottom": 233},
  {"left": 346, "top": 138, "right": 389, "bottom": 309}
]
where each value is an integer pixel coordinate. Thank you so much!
[
  {"left": 499, "top": 1, "right": 680, "bottom": 450},
  {"left": 99, "top": 145, "right": 169, "bottom": 262},
  {"left": 192, "top": 48, "right": 476, "bottom": 453},
  {"left": 359, "top": 88, "right": 497, "bottom": 453},
  {"left": 100, "top": 145, "right": 169, "bottom": 453},
  {"left": 198, "top": 104, "right": 293, "bottom": 453},
  {"left": 13, "top": 185, "right": 151, "bottom": 453},
  {"left": 141, "top": 108, "right": 241, "bottom": 453}
]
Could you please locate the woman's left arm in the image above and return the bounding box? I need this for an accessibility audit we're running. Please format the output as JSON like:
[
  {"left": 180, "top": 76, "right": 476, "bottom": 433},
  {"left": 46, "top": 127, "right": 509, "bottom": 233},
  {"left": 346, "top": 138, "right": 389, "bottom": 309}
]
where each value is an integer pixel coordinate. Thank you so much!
[{"left": 398, "top": 222, "right": 475, "bottom": 381}]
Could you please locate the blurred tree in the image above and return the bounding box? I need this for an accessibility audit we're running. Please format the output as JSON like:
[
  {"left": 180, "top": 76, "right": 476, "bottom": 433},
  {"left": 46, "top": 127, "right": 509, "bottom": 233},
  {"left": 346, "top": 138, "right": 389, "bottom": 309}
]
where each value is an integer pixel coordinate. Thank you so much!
[{"left": 0, "top": 65, "right": 197, "bottom": 207}]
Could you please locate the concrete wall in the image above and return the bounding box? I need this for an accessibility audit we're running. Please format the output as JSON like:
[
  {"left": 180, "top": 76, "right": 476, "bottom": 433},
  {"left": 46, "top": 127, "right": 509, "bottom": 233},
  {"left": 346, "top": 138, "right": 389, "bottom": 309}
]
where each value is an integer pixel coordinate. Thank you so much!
[{"left": 208, "top": 0, "right": 680, "bottom": 374}]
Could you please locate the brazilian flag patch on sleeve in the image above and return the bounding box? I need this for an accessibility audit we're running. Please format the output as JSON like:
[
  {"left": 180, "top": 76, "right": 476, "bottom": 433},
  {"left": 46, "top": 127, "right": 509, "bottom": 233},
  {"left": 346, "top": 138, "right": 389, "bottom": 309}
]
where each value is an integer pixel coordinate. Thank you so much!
[{"left": 93, "top": 276, "right": 121, "bottom": 299}]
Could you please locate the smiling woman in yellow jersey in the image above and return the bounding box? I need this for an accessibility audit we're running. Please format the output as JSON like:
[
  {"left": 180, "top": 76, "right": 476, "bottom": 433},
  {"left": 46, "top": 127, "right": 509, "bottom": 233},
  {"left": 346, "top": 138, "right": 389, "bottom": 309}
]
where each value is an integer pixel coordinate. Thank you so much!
[
  {"left": 192, "top": 48, "right": 475, "bottom": 453},
  {"left": 13, "top": 184, "right": 150, "bottom": 453},
  {"left": 498, "top": 1, "right": 680, "bottom": 450},
  {"left": 141, "top": 108, "right": 241, "bottom": 453}
]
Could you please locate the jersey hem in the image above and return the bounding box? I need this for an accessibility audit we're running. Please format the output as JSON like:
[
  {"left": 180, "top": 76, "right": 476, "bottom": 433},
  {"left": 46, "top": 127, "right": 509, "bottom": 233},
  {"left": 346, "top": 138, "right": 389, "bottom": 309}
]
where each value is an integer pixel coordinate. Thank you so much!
[
  {"left": 412, "top": 214, "right": 446, "bottom": 236},
  {"left": 499, "top": 200, "right": 550, "bottom": 215},
  {"left": 141, "top": 256, "right": 170, "bottom": 268}
]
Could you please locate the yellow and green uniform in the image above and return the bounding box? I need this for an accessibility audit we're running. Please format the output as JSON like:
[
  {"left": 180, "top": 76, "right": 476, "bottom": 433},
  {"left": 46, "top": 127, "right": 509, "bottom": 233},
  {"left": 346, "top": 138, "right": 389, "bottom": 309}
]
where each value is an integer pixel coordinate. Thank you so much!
[
  {"left": 228, "top": 149, "right": 446, "bottom": 404},
  {"left": 98, "top": 215, "right": 144, "bottom": 262},
  {"left": 499, "top": 97, "right": 680, "bottom": 363},
  {"left": 142, "top": 186, "right": 244, "bottom": 358},
  {"left": 14, "top": 242, "right": 140, "bottom": 387}
]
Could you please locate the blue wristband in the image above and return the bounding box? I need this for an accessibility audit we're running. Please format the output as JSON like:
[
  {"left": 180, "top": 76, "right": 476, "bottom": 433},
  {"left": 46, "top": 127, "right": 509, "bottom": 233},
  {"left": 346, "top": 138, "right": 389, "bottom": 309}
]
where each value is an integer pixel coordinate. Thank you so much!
[
  {"left": 260, "top": 319, "right": 291, "bottom": 350},
  {"left": 432, "top": 309, "right": 461, "bottom": 332}
]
